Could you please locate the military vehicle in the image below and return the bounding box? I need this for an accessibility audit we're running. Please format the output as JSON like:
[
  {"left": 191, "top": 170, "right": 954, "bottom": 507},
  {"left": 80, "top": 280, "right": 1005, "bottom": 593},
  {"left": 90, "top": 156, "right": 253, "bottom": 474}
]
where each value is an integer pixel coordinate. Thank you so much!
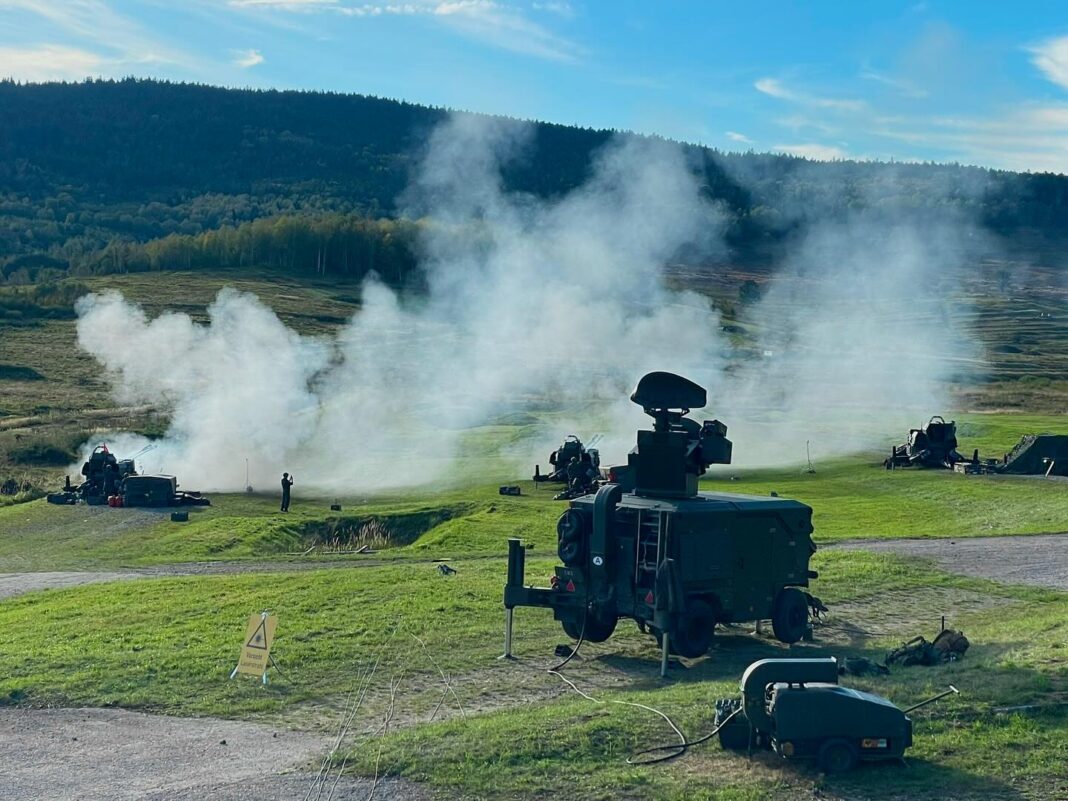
[
  {"left": 46, "top": 444, "right": 136, "bottom": 505},
  {"left": 884, "top": 416, "right": 963, "bottom": 469},
  {"left": 46, "top": 444, "right": 209, "bottom": 507},
  {"left": 714, "top": 657, "right": 957, "bottom": 773},
  {"left": 504, "top": 371, "right": 822, "bottom": 661},
  {"left": 533, "top": 434, "right": 601, "bottom": 483}
]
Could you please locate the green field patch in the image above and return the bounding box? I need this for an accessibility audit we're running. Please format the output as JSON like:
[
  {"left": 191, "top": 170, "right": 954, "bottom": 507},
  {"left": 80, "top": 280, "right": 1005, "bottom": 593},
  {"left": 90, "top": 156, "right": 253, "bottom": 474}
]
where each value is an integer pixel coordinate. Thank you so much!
[{"left": 705, "top": 457, "right": 1068, "bottom": 542}]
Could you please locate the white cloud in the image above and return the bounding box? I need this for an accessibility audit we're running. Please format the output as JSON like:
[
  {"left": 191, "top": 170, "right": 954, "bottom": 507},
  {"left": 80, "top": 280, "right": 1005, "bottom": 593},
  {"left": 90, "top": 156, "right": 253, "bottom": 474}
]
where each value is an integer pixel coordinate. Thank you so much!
[
  {"left": 0, "top": 0, "right": 199, "bottom": 73},
  {"left": 755, "top": 76, "right": 864, "bottom": 112},
  {"left": 725, "top": 131, "right": 753, "bottom": 144},
  {"left": 228, "top": 0, "right": 338, "bottom": 8},
  {"left": 0, "top": 44, "right": 106, "bottom": 81},
  {"left": 532, "top": 0, "right": 573, "bottom": 17},
  {"left": 867, "top": 103, "right": 1068, "bottom": 173},
  {"left": 773, "top": 143, "right": 850, "bottom": 161},
  {"left": 432, "top": 1, "right": 581, "bottom": 62},
  {"left": 1030, "top": 35, "right": 1068, "bottom": 91},
  {"left": 225, "top": 0, "right": 582, "bottom": 62},
  {"left": 859, "top": 69, "right": 928, "bottom": 98},
  {"left": 232, "top": 48, "right": 265, "bottom": 67}
]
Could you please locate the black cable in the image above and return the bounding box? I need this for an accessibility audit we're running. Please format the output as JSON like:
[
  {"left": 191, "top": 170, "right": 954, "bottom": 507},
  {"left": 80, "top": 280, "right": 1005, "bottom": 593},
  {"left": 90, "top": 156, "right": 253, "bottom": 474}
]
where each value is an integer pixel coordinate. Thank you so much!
[
  {"left": 626, "top": 707, "right": 744, "bottom": 765},
  {"left": 547, "top": 596, "right": 587, "bottom": 672}
]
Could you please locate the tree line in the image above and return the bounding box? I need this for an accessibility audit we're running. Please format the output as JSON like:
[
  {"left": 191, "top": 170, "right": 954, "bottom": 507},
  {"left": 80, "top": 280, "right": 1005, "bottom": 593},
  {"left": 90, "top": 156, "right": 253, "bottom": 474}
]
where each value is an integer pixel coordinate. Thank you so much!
[{"left": 3, "top": 78, "right": 1068, "bottom": 285}]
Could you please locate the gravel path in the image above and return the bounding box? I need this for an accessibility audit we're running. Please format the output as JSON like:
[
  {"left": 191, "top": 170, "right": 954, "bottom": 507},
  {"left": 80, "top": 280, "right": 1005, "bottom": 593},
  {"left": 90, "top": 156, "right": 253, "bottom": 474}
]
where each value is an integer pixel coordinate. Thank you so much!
[
  {"left": 835, "top": 532, "right": 1068, "bottom": 590},
  {"left": 0, "top": 555, "right": 477, "bottom": 600},
  {"left": 0, "top": 571, "right": 148, "bottom": 600},
  {"left": 0, "top": 707, "right": 427, "bottom": 801}
]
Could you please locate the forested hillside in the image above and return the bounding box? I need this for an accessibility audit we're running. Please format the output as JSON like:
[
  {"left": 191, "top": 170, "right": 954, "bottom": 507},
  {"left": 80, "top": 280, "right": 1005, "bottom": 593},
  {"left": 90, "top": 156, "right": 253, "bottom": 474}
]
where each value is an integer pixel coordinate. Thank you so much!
[{"left": 2, "top": 78, "right": 1068, "bottom": 286}]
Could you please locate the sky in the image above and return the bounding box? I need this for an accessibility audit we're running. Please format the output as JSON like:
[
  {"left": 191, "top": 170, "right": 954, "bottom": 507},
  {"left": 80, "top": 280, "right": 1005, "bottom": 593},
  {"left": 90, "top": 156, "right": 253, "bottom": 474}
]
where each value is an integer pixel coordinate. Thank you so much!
[{"left": 3, "top": 1, "right": 1068, "bottom": 173}]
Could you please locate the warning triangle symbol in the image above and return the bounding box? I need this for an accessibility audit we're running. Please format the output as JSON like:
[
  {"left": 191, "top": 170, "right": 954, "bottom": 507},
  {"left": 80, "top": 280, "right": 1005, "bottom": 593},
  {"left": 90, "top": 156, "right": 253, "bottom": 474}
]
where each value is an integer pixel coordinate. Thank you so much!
[{"left": 246, "top": 618, "right": 269, "bottom": 650}]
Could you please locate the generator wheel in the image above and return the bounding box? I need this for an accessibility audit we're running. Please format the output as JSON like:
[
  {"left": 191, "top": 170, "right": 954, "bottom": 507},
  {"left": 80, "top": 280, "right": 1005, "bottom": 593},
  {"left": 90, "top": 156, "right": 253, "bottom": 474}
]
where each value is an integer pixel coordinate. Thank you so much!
[
  {"left": 771, "top": 588, "right": 809, "bottom": 644},
  {"left": 714, "top": 698, "right": 749, "bottom": 751},
  {"left": 818, "top": 738, "right": 857, "bottom": 773},
  {"left": 671, "top": 599, "right": 716, "bottom": 658}
]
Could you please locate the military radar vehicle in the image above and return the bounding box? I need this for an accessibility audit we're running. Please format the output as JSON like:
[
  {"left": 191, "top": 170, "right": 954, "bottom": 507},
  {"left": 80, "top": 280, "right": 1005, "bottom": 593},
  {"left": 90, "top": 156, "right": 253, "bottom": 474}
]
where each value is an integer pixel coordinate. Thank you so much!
[
  {"left": 504, "top": 372, "right": 821, "bottom": 661},
  {"left": 714, "top": 657, "right": 957, "bottom": 773},
  {"left": 885, "top": 416, "right": 963, "bottom": 469}
]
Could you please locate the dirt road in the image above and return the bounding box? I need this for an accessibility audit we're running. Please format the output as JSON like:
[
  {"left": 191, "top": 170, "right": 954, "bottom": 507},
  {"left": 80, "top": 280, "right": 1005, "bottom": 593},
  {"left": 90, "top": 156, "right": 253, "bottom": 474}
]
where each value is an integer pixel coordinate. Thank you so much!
[
  {"left": 835, "top": 532, "right": 1068, "bottom": 590},
  {"left": 0, "top": 707, "right": 426, "bottom": 801}
]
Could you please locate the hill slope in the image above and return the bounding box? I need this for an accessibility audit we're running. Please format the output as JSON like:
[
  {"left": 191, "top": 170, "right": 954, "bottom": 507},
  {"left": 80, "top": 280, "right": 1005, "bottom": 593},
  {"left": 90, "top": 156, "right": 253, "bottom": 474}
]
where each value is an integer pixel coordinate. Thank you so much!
[{"left": 3, "top": 78, "right": 1068, "bottom": 283}]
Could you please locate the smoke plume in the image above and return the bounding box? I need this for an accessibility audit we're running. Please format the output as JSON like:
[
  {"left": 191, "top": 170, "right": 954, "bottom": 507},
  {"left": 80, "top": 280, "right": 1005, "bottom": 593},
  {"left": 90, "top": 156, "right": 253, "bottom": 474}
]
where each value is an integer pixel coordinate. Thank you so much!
[
  {"left": 74, "top": 115, "right": 985, "bottom": 490},
  {"left": 75, "top": 116, "right": 727, "bottom": 491}
]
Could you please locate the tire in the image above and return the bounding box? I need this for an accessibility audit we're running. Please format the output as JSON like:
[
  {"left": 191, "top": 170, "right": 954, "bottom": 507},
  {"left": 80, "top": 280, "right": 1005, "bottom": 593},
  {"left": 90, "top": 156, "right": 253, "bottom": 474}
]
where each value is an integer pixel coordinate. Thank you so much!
[
  {"left": 715, "top": 698, "right": 749, "bottom": 751},
  {"left": 772, "top": 588, "right": 809, "bottom": 644},
  {"left": 561, "top": 619, "right": 583, "bottom": 640},
  {"left": 582, "top": 614, "right": 617, "bottom": 643},
  {"left": 818, "top": 738, "right": 857, "bottom": 773},
  {"left": 557, "top": 538, "right": 584, "bottom": 566},
  {"left": 670, "top": 599, "right": 716, "bottom": 658},
  {"left": 561, "top": 613, "right": 617, "bottom": 643},
  {"left": 557, "top": 509, "right": 586, "bottom": 566}
]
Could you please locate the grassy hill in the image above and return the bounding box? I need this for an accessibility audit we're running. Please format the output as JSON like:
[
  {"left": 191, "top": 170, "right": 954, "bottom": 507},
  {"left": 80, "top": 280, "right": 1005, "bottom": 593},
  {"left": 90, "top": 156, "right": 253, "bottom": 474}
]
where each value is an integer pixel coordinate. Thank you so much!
[{"left": 4, "top": 78, "right": 1068, "bottom": 286}]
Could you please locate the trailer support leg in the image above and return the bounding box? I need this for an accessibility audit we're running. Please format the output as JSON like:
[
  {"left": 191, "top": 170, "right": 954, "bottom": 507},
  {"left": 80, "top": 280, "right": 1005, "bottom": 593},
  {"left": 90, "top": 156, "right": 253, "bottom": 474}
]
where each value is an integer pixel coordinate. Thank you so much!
[
  {"left": 499, "top": 608, "right": 516, "bottom": 660},
  {"left": 660, "top": 630, "right": 670, "bottom": 678}
]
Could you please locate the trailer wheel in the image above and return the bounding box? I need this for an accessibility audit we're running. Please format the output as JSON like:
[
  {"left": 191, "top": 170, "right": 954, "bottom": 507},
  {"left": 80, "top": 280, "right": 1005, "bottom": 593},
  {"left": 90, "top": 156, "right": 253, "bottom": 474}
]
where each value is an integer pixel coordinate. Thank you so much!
[
  {"left": 818, "top": 739, "right": 857, "bottom": 773},
  {"left": 562, "top": 613, "right": 617, "bottom": 643},
  {"left": 671, "top": 599, "right": 716, "bottom": 658},
  {"left": 771, "top": 588, "right": 809, "bottom": 644}
]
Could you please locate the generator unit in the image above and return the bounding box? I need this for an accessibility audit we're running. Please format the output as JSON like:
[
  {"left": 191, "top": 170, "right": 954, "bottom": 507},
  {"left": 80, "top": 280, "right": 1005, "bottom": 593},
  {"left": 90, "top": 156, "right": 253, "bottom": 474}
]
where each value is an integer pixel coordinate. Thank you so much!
[
  {"left": 715, "top": 657, "right": 956, "bottom": 773},
  {"left": 504, "top": 372, "right": 821, "bottom": 661}
]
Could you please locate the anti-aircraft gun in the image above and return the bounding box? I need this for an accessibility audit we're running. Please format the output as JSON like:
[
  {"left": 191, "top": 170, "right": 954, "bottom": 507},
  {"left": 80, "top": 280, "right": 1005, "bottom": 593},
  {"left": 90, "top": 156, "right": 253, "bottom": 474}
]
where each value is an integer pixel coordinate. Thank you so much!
[
  {"left": 533, "top": 434, "right": 601, "bottom": 484},
  {"left": 46, "top": 444, "right": 210, "bottom": 507},
  {"left": 884, "top": 416, "right": 963, "bottom": 470},
  {"left": 504, "top": 372, "right": 822, "bottom": 666}
]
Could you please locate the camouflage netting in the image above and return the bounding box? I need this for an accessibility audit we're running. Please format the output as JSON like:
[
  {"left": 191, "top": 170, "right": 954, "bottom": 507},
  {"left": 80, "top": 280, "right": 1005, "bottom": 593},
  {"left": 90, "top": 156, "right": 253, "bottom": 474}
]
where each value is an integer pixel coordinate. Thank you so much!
[{"left": 999, "top": 434, "right": 1068, "bottom": 476}]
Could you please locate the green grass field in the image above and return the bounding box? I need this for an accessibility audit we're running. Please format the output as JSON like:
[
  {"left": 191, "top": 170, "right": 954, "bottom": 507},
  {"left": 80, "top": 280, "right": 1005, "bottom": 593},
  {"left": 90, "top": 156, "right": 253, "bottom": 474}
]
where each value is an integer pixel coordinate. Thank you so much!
[
  {"left": 0, "top": 268, "right": 1065, "bottom": 800},
  {"left": 0, "top": 542, "right": 1064, "bottom": 799}
]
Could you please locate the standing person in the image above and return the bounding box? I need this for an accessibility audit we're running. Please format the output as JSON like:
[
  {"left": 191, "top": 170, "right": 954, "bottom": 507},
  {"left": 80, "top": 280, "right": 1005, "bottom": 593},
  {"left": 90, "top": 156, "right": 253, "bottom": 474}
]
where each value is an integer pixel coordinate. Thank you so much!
[{"left": 280, "top": 472, "right": 294, "bottom": 512}]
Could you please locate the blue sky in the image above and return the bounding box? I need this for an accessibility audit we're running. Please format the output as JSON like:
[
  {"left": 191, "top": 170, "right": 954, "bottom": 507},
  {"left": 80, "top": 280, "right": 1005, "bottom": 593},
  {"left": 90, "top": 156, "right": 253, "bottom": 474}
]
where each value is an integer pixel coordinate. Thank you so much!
[{"left": 3, "top": 1, "right": 1068, "bottom": 173}]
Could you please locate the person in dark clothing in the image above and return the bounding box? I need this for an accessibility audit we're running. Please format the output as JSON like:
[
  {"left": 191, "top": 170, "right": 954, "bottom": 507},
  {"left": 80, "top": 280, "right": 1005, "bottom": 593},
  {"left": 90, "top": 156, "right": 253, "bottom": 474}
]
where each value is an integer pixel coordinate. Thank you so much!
[{"left": 280, "top": 472, "right": 294, "bottom": 512}]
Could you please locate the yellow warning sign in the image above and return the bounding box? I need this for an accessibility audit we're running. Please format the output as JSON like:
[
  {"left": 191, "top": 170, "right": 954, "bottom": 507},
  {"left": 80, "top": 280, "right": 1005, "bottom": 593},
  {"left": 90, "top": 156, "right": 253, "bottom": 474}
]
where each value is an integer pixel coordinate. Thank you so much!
[{"left": 236, "top": 613, "right": 277, "bottom": 677}]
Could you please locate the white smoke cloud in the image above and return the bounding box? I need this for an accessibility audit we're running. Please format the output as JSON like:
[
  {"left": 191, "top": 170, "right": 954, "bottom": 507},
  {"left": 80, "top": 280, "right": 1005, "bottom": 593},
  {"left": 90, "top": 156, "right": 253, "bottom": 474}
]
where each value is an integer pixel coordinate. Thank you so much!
[
  {"left": 74, "top": 115, "right": 728, "bottom": 492},
  {"left": 74, "top": 114, "right": 987, "bottom": 490},
  {"left": 710, "top": 215, "right": 986, "bottom": 467}
]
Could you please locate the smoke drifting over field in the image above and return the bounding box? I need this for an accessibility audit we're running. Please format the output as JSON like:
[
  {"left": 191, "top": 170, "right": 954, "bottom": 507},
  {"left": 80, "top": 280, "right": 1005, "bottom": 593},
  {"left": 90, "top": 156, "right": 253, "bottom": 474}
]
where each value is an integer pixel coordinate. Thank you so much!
[
  {"left": 75, "top": 116, "right": 984, "bottom": 490},
  {"left": 75, "top": 116, "right": 726, "bottom": 491}
]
